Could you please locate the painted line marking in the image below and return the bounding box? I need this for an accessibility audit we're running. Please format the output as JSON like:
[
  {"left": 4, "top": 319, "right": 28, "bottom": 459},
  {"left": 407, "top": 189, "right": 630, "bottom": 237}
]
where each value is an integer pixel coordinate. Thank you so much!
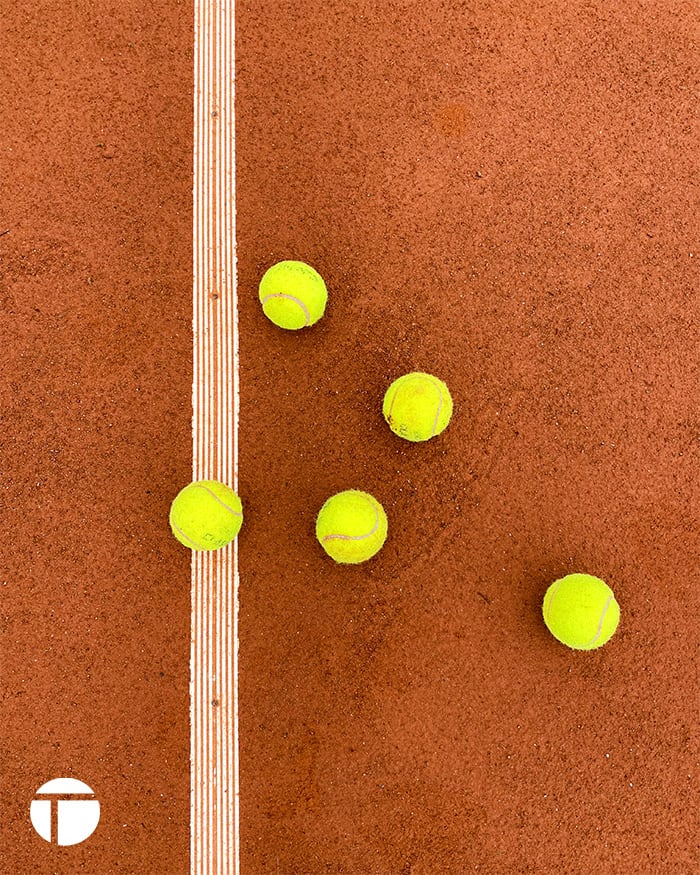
[{"left": 192, "top": 1, "right": 239, "bottom": 873}]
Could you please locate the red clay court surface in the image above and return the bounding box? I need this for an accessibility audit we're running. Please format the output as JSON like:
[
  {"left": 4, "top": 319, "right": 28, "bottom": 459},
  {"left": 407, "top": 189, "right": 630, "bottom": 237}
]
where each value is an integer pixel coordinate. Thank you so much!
[{"left": 1, "top": 2, "right": 698, "bottom": 873}]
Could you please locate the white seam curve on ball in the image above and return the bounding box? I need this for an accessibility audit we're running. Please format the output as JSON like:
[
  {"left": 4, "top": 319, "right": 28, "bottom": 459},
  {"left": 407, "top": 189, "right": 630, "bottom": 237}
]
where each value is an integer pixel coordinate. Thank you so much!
[
  {"left": 322, "top": 505, "right": 379, "bottom": 542},
  {"left": 261, "top": 292, "right": 311, "bottom": 326},
  {"left": 542, "top": 578, "right": 561, "bottom": 623},
  {"left": 585, "top": 593, "right": 615, "bottom": 648},
  {"left": 172, "top": 523, "right": 207, "bottom": 551},
  {"left": 195, "top": 483, "right": 243, "bottom": 517}
]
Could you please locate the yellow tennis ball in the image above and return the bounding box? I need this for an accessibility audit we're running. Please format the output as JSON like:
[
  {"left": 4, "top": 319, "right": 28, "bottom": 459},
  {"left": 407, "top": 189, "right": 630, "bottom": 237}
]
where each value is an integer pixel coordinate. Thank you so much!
[
  {"left": 315, "top": 489, "right": 388, "bottom": 564},
  {"left": 542, "top": 573, "right": 620, "bottom": 650},
  {"left": 258, "top": 260, "right": 327, "bottom": 329},
  {"left": 382, "top": 371, "right": 453, "bottom": 442},
  {"left": 169, "top": 479, "right": 243, "bottom": 550}
]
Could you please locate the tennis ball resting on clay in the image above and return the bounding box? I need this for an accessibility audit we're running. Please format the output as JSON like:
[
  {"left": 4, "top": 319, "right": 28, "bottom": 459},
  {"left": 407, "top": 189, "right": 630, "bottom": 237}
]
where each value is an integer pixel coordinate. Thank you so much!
[
  {"left": 258, "top": 260, "right": 327, "bottom": 329},
  {"left": 169, "top": 479, "right": 243, "bottom": 551},
  {"left": 382, "top": 371, "right": 453, "bottom": 442},
  {"left": 542, "top": 573, "right": 620, "bottom": 650},
  {"left": 316, "top": 489, "right": 388, "bottom": 564}
]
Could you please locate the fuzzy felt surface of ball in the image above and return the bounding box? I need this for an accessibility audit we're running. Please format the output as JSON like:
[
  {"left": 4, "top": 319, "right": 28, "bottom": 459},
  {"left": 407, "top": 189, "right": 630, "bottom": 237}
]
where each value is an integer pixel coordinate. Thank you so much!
[
  {"left": 542, "top": 573, "right": 620, "bottom": 650},
  {"left": 316, "top": 489, "right": 388, "bottom": 564},
  {"left": 258, "top": 260, "right": 327, "bottom": 329},
  {"left": 382, "top": 371, "right": 453, "bottom": 441},
  {"left": 169, "top": 479, "right": 243, "bottom": 550}
]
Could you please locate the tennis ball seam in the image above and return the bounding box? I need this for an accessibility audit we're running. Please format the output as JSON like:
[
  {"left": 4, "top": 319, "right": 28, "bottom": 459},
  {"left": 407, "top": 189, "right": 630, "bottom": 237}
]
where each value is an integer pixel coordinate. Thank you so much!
[
  {"left": 584, "top": 593, "right": 616, "bottom": 648},
  {"left": 260, "top": 292, "right": 312, "bottom": 326},
  {"left": 194, "top": 482, "right": 243, "bottom": 518},
  {"left": 170, "top": 523, "right": 207, "bottom": 551},
  {"left": 321, "top": 505, "right": 382, "bottom": 544},
  {"left": 541, "top": 577, "right": 561, "bottom": 624}
]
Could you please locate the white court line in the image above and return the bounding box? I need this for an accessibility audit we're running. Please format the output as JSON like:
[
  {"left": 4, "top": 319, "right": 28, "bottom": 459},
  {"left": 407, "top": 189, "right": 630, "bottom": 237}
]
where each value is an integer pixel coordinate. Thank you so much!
[{"left": 192, "top": 1, "right": 239, "bottom": 873}]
